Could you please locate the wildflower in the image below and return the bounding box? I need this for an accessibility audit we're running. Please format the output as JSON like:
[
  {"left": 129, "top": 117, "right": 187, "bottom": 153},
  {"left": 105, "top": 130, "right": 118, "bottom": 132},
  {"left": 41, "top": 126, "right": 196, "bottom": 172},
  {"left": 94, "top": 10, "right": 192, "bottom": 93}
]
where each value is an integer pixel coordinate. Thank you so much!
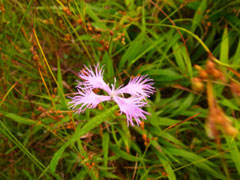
[{"left": 68, "top": 64, "right": 155, "bottom": 126}]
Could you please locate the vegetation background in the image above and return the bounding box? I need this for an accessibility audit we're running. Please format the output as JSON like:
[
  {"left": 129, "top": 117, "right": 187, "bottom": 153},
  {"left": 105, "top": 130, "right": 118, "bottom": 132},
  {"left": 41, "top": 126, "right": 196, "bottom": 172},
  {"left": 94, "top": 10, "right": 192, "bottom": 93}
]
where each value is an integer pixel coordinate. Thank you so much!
[{"left": 1, "top": 0, "right": 240, "bottom": 179}]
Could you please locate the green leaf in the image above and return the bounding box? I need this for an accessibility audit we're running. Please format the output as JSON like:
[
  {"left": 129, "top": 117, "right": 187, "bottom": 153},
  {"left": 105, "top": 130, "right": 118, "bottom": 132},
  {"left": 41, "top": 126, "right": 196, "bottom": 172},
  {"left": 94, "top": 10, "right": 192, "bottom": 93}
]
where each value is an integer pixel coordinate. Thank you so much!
[
  {"left": 233, "top": 38, "right": 240, "bottom": 65},
  {"left": 0, "top": 122, "right": 50, "bottom": 178},
  {"left": 225, "top": 136, "right": 240, "bottom": 174},
  {"left": 219, "top": 98, "right": 239, "bottom": 110},
  {"left": 191, "top": 0, "right": 207, "bottom": 33},
  {"left": 72, "top": 169, "right": 87, "bottom": 180},
  {"left": 125, "top": 0, "right": 135, "bottom": 10},
  {"left": 100, "top": 170, "right": 121, "bottom": 179},
  {"left": 146, "top": 68, "right": 183, "bottom": 84},
  {"left": 119, "top": 34, "right": 163, "bottom": 70},
  {"left": 102, "top": 52, "right": 114, "bottom": 82},
  {"left": 85, "top": 4, "right": 106, "bottom": 29},
  {"left": 171, "top": 94, "right": 194, "bottom": 116},
  {"left": 110, "top": 143, "right": 144, "bottom": 162},
  {"left": 151, "top": 116, "right": 180, "bottom": 126},
  {"left": 154, "top": 147, "right": 176, "bottom": 180},
  {"left": 102, "top": 132, "right": 110, "bottom": 168},
  {"left": 57, "top": 58, "right": 67, "bottom": 109},
  {"left": 167, "top": 148, "right": 226, "bottom": 179},
  {"left": 172, "top": 42, "right": 192, "bottom": 77},
  {"left": 49, "top": 105, "right": 118, "bottom": 173},
  {"left": 220, "top": 26, "right": 229, "bottom": 63},
  {"left": 3, "top": 112, "right": 36, "bottom": 125}
]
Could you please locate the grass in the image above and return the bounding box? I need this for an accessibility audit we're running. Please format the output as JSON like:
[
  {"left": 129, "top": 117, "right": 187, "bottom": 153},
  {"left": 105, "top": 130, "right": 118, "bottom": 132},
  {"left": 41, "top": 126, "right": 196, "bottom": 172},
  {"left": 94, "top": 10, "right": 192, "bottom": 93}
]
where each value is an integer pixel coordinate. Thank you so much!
[{"left": 1, "top": 0, "right": 240, "bottom": 179}]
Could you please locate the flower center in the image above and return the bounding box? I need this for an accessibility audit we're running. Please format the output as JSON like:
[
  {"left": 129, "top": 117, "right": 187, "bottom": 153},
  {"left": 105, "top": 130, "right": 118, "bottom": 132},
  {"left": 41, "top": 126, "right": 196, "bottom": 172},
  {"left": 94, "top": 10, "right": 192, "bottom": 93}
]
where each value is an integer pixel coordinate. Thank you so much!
[{"left": 110, "top": 90, "right": 116, "bottom": 99}]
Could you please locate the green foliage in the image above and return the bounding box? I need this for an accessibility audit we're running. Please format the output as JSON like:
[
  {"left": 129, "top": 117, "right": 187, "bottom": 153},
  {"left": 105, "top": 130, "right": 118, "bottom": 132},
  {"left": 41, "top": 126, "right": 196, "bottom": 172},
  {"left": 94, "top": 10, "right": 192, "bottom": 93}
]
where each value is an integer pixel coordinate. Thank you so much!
[{"left": 1, "top": 0, "right": 240, "bottom": 179}]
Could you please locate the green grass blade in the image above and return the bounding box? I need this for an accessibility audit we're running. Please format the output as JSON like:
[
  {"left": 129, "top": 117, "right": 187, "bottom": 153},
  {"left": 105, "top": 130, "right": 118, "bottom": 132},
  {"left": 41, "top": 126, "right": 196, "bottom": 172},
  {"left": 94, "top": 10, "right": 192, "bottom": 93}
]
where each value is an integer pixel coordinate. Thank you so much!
[
  {"left": 191, "top": 0, "right": 207, "bottom": 33},
  {"left": 0, "top": 122, "right": 47, "bottom": 175},
  {"left": 2, "top": 112, "right": 36, "bottom": 125},
  {"left": 154, "top": 148, "right": 176, "bottom": 180},
  {"left": 49, "top": 105, "right": 118, "bottom": 173},
  {"left": 102, "top": 132, "right": 110, "bottom": 168},
  {"left": 57, "top": 58, "right": 67, "bottom": 109},
  {"left": 110, "top": 143, "right": 144, "bottom": 162},
  {"left": 225, "top": 136, "right": 240, "bottom": 174},
  {"left": 220, "top": 26, "right": 229, "bottom": 63},
  {"left": 102, "top": 52, "right": 114, "bottom": 82},
  {"left": 172, "top": 42, "right": 192, "bottom": 77}
]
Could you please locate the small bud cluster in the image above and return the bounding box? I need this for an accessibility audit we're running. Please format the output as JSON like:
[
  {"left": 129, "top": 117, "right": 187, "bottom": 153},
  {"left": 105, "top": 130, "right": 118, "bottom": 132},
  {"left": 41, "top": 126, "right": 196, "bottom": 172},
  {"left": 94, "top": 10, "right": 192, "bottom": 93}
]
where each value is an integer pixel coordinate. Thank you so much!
[
  {"left": 113, "top": 32, "right": 126, "bottom": 45},
  {"left": 36, "top": 106, "right": 74, "bottom": 134},
  {"left": 207, "top": 103, "right": 238, "bottom": 138},
  {"left": 78, "top": 153, "right": 96, "bottom": 170},
  {"left": 192, "top": 60, "right": 225, "bottom": 92},
  {"left": 201, "top": 9, "right": 212, "bottom": 36},
  {"left": 140, "top": 122, "right": 150, "bottom": 146},
  {"left": 76, "top": 18, "right": 126, "bottom": 51},
  {"left": 83, "top": 21, "right": 111, "bottom": 51},
  {"left": 0, "top": 3, "right": 5, "bottom": 13},
  {"left": 37, "top": 106, "right": 65, "bottom": 120},
  {"left": 30, "top": 36, "right": 44, "bottom": 71},
  {"left": 42, "top": 18, "right": 54, "bottom": 25},
  {"left": 63, "top": 7, "right": 72, "bottom": 16},
  {"left": 230, "top": 81, "right": 240, "bottom": 97},
  {"left": 42, "top": 6, "right": 126, "bottom": 53},
  {"left": 192, "top": 59, "right": 238, "bottom": 138}
]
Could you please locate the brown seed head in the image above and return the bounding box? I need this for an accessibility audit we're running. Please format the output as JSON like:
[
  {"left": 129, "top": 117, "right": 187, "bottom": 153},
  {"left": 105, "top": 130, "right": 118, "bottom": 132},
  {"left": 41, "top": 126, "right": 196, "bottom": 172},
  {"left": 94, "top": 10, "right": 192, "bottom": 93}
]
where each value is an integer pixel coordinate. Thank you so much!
[
  {"left": 0, "top": 4, "right": 5, "bottom": 13},
  {"left": 33, "top": 54, "right": 39, "bottom": 61},
  {"left": 224, "top": 126, "right": 238, "bottom": 136},
  {"left": 230, "top": 82, "right": 240, "bottom": 96},
  {"left": 206, "top": 60, "right": 215, "bottom": 71},
  {"left": 212, "top": 69, "right": 221, "bottom": 79},
  {"left": 65, "top": 34, "right": 71, "bottom": 41},
  {"left": 97, "top": 104, "right": 104, "bottom": 110},
  {"left": 109, "top": 30, "right": 114, "bottom": 36},
  {"left": 199, "top": 70, "right": 208, "bottom": 79},
  {"left": 207, "top": 22, "right": 211, "bottom": 27},
  {"left": 63, "top": 7, "right": 72, "bottom": 15},
  {"left": 192, "top": 78, "right": 204, "bottom": 92},
  {"left": 59, "top": 114, "right": 64, "bottom": 118},
  {"left": 77, "top": 18, "right": 82, "bottom": 25},
  {"left": 140, "top": 121, "right": 144, "bottom": 129},
  {"left": 142, "top": 134, "right": 147, "bottom": 141},
  {"left": 194, "top": 64, "right": 203, "bottom": 71},
  {"left": 208, "top": 105, "right": 238, "bottom": 137}
]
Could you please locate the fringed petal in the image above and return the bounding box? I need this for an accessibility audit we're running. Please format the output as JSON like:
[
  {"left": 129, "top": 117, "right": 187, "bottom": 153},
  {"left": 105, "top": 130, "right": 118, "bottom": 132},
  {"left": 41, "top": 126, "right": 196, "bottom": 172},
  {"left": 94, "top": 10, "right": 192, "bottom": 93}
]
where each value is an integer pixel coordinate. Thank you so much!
[
  {"left": 77, "top": 64, "right": 111, "bottom": 94},
  {"left": 113, "top": 96, "right": 149, "bottom": 126},
  {"left": 115, "top": 75, "right": 155, "bottom": 98},
  {"left": 68, "top": 89, "right": 111, "bottom": 113}
]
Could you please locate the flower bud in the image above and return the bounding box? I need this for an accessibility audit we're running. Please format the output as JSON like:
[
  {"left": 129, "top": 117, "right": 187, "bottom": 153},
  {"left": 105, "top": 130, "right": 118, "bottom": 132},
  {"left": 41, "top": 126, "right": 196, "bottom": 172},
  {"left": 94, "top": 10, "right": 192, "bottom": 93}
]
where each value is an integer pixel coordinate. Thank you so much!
[
  {"left": 140, "top": 121, "right": 144, "bottom": 130},
  {"left": 230, "top": 82, "right": 240, "bottom": 96},
  {"left": 109, "top": 30, "right": 114, "bottom": 36},
  {"left": 77, "top": 18, "right": 82, "bottom": 25},
  {"left": 199, "top": 70, "right": 208, "bottom": 79},
  {"left": 212, "top": 69, "right": 221, "bottom": 79},
  {"left": 224, "top": 125, "right": 238, "bottom": 136},
  {"left": 142, "top": 134, "right": 147, "bottom": 141},
  {"left": 192, "top": 78, "right": 204, "bottom": 92},
  {"left": 194, "top": 64, "right": 202, "bottom": 71},
  {"left": 206, "top": 60, "right": 215, "bottom": 71}
]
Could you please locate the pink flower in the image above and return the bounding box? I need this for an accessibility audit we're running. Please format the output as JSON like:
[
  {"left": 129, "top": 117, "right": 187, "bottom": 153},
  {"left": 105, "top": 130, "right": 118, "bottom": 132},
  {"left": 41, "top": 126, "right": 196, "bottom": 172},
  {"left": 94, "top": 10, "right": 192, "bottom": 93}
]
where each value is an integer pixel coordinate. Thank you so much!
[{"left": 68, "top": 64, "right": 155, "bottom": 126}]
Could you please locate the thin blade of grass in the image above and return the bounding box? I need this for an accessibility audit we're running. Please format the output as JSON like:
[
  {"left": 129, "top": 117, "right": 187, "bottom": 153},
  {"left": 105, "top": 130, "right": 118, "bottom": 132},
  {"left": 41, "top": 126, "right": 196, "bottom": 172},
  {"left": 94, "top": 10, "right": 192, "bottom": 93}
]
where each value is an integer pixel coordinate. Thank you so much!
[
  {"left": 49, "top": 105, "right": 118, "bottom": 173},
  {"left": 191, "top": 0, "right": 207, "bottom": 33},
  {"left": 220, "top": 26, "right": 229, "bottom": 63},
  {"left": 102, "top": 132, "right": 110, "bottom": 168}
]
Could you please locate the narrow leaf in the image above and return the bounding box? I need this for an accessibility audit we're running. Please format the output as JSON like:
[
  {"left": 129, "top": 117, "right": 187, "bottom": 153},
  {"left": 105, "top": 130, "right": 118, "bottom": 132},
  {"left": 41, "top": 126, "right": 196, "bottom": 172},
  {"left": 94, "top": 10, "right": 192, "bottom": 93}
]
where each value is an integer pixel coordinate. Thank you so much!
[
  {"left": 220, "top": 26, "right": 229, "bottom": 63},
  {"left": 49, "top": 105, "right": 118, "bottom": 173}
]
